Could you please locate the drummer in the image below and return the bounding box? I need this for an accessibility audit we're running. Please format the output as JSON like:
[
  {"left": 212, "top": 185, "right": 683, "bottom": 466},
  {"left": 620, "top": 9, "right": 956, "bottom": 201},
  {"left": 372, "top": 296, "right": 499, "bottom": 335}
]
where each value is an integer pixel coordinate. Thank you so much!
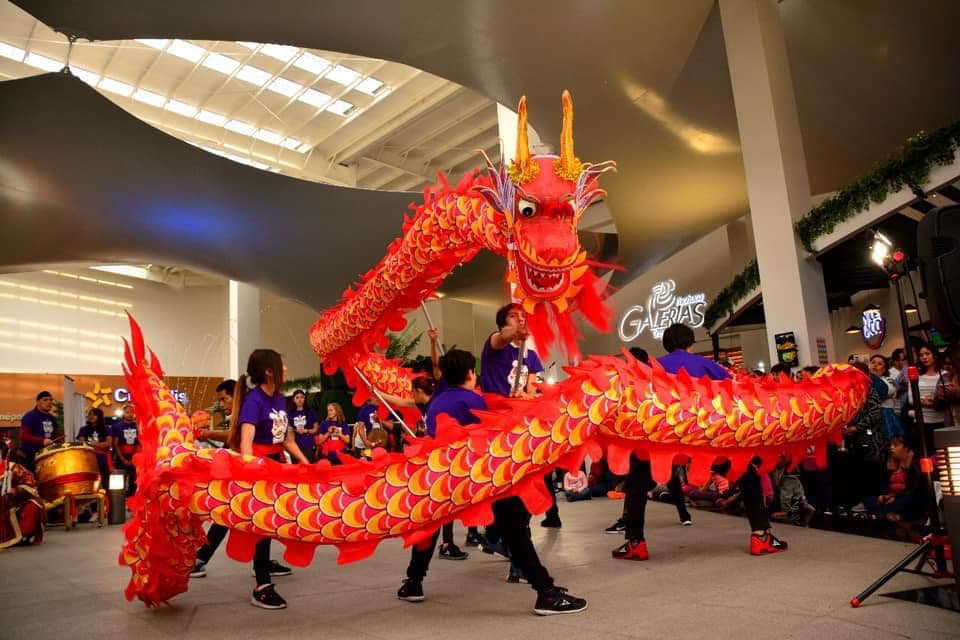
[
  {"left": 18, "top": 391, "right": 58, "bottom": 471},
  {"left": 197, "top": 380, "right": 236, "bottom": 447},
  {"left": 77, "top": 408, "right": 112, "bottom": 491},
  {"left": 109, "top": 404, "right": 139, "bottom": 496}
]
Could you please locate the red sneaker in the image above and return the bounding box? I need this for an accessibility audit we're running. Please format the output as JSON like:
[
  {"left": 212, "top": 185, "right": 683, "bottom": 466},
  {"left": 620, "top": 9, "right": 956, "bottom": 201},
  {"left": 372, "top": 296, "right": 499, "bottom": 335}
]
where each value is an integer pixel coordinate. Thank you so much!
[
  {"left": 750, "top": 532, "right": 788, "bottom": 555},
  {"left": 612, "top": 540, "right": 649, "bottom": 561}
]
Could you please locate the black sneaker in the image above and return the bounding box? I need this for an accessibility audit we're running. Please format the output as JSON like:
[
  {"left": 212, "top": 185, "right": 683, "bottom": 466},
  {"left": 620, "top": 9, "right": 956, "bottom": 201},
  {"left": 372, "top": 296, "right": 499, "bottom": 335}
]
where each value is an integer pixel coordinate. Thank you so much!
[
  {"left": 250, "top": 560, "right": 293, "bottom": 578},
  {"left": 464, "top": 531, "right": 481, "bottom": 547},
  {"left": 438, "top": 543, "right": 469, "bottom": 560},
  {"left": 540, "top": 518, "right": 562, "bottom": 528},
  {"left": 251, "top": 584, "right": 286, "bottom": 609},
  {"left": 604, "top": 519, "right": 626, "bottom": 534},
  {"left": 534, "top": 587, "right": 588, "bottom": 615},
  {"left": 397, "top": 579, "right": 425, "bottom": 602},
  {"left": 190, "top": 560, "right": 207, "bottom": 578}
]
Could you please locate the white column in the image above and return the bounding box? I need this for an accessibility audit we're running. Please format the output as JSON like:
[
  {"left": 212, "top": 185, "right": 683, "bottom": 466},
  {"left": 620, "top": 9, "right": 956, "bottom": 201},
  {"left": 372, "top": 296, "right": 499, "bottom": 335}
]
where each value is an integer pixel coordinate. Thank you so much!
[
  {"left": 720, "top": 0, "right": 834, "bottom": 366},
  {"left": 228, "top": 281, "right": 260, "bottom": 379}
]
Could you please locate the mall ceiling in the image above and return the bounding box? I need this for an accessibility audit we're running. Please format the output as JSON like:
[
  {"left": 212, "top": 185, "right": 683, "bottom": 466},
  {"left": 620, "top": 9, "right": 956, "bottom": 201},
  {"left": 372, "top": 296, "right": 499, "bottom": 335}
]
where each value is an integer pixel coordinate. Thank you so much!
[{"left": 1, "top": 0, "right": 959, "bottom": 311}]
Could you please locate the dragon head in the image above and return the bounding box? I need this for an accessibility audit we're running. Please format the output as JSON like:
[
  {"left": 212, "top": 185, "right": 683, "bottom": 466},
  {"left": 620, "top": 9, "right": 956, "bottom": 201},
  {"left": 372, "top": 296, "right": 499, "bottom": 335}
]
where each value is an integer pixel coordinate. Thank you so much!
[{"left": 476, "top": 91, "right": 616, "bottom": 357}]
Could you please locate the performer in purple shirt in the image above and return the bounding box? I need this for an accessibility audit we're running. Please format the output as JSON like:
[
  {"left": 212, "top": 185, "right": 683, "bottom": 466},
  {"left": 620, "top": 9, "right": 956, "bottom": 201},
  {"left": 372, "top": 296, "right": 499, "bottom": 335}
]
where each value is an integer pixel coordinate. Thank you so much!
[
  {"left": 18, "top": 391, "right": 57, "bottom": 470},
  {"left": 288, "top": 390, "right": 319, "bottom": 463},
  {"left": 110, "top": 404, "right": 140, "bottom": 496},
  {"left": 395, "top": 346, "right": 586, "bottom": 615},
  {"left": 479, "top": 304, "right": 543, "bottom": 398}
]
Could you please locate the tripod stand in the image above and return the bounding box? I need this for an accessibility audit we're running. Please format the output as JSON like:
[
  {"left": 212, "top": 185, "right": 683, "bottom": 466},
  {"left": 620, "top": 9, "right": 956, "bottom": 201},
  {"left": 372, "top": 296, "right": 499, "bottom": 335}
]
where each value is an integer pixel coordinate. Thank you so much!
[{"left": 850, "top": 252, "right": 953, "bottom": 607}]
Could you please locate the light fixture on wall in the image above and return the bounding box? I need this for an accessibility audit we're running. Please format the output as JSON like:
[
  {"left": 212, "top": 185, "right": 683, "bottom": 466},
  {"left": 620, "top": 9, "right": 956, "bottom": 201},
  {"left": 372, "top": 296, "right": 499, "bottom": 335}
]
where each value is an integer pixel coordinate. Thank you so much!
[
  {"left": 904, "top": 303, "right": 918, "bottom": 314},
  {"left": 845, "top": 325, "right": 861, "bottom": 335}
]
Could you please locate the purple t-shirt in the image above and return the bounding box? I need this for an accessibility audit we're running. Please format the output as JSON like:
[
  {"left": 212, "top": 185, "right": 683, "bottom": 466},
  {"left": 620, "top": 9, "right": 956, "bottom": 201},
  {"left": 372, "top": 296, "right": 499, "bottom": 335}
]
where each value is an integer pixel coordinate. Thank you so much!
[
  {"left": 357, "top": 404, "right": 378, "bottom": 430},
  {"left": 289, "top": 409, "right": 317, "bottom": 451},
  {"left": 78, "top": 423, "right": 110, "bottom": 459},
  {"left": 479, "top": 334, "right": 543, "bottom": 397},
  {"left": 657, "top": 350, "right": 732, "bottom": 381},
  {"left": 19, "top": 409, "right": 56, "bottom": 455},
  {"left": 425, "top": 387, "right": 487, "bottom": 437},
  {"left": 237, "top": 387, "right": 290, "bottom": 445},
  {"left": 110, "top": 421, "right": 139, "bottom": 449}
]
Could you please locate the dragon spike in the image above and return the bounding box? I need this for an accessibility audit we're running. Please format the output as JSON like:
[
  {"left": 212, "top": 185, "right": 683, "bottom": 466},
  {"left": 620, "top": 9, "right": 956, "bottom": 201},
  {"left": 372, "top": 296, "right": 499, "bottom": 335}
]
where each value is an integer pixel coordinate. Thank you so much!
[
  {"left": 507, "top": 96, "right": 539, "bottom": 184},
  {"left": 555, "top": 89, "right": 583, "bottom": 182},
  {"left": 125, "top": 311, "right": 146, "bottom": 366}
]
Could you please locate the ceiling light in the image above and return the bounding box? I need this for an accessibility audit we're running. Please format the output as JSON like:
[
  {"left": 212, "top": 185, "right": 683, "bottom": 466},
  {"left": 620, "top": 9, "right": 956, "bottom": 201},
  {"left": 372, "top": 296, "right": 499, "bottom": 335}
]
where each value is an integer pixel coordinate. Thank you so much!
[
  {"left": 164, "top": 99, "right": 197, "bottom": 118},
  {"left": 298, "top": 88, "right": 331, "bottom": 108},
  {"left": 201, "top": 52, "right": 240, "bottom": 75},
  {"left": 136, "top": 39, "right": 169, "bottom": 50},
  {"left": 23, "top": 52, "right": 61, "bottom": 72},
  {"left": 225, "top": 119, "right": 256, "bottom": 136},
  {"left": 254, "top": 129, "right": 284, "bottom": 145},
  {"left": 280, "top": 137, "right": 302, "bottom": 150},
  {"left": 99, "top": 77, "right": 134, "bottom": 97},
  {"left": 292, "top": 52, "right": 330, "bottom": 75},
  {"left": 296, "top": 142, "right": 312, "bottom": 153},
  {"left": 167, "top": 39, "right": 206, "bottom": 63},
  {"left": 845, "top": 325, "right": 862, "bottom": 335},
  {"left": 260, "top": 44, "right": 299, "bottom": 62},
  {"left": 90, "top": 265, "right": 151, "bottom": 280},
  {"left": 235, "top": 64, "right": 271, "bottom": 86},
  {"left": 0, "top": 42, "right": 26, "bottom": 62},
  {"left": 355, "top": 77, "right": 384, "bottom": 95},
  {"left": 196, "top": 109, "right": 228, "bottom": 126},
  {"left": 132, "top": 88, "right": 166, "bottom": 107},
  {"left": 266, "top": 77, "right": 303, "bottom": 97},
  {"left": 73, "top": 68, "right": 100, "bottom": 86},
  {"left": 326, "top": 99, "right": 354, "bottom": 116},
  {"left": 325, "top": 64, "right": 360, "bottom": 85},
  {"left": 905, "top": 304, "right": 919, "bottom": 314}
]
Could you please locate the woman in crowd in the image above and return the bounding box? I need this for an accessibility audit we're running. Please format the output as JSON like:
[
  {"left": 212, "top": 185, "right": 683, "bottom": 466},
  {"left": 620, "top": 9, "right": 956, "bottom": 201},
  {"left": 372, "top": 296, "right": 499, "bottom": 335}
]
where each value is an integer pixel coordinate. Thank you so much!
[
  {"left": 316, "top": 402, "right": 351, "bottom": 465},
  {"left": 909, "top": 342, "right": 950, "bottom": 453},
  {"left": 863, "top": 437, "right": 924, "bottom": 523},
  {"left": 288, "top": 390, "right": 319, "bottom": 463},
  {"left": 77, "top": 408, "right": 111, "bottom": 491},
  {"left": 869, "top": 354, "right": 904, "bottom": 439},
  {"left": 227, "top": 349, "right": 310, "bottom": 609}
]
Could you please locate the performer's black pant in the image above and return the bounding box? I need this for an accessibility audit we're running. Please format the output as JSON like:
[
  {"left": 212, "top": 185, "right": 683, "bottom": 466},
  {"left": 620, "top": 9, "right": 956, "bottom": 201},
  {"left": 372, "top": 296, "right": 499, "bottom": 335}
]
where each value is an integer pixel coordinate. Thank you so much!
[
  {"left": 623, "top": 455, "right": 652, "bottom": 541},
  {"left": 542, "top": 473, "right": 560, "bottom": 523},
  {"left": 736, "top": 465, "right": 769, "bottom": 532},
  {"left": 407, "top": 497, "right": 554, "bottom": 592}
]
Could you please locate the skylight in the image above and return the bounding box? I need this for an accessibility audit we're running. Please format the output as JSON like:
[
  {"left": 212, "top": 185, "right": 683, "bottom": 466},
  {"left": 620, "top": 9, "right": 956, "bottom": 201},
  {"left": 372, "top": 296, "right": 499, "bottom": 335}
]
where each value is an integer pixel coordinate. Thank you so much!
[
  {"left": 235, "top": 64, "right": 272, "bottom": 86},
  {"left": 72, "top": 68, "right": 100, "bottom": 86},
  {"left": 196, "top": 109, "right": 228, "bottom": 126},
  {"left": 325, "top": 65, "right": 360, "bottom": 85},
  {"left": 355, "top": 77, "right": 385, "bottom": 95},
  {"left": 164, "top": 99, "right": 198, "bottom": 118},
  {"left": 98, "top": 78, "right": 134, "bottom": 97},
  {"left": 280, "top": 137, "right": 303, "bottom": 150},
  {"left": 90, "top": 265, "right": 152, "bottom": 280},
  {"left": 260, "top": 44, "right": 299, "bottom": 62},
  {"left": 0, "top": 42, "right": 26, "bottom": 62},
  {"left": 326, "top": 99, "right": 354, "bottom": 116},
  {"left": 225, "top": 119, "right": 256, "bottom": 136},
  {"left": 292, "top": 52, "right": 330, "bottom": 75},
  {"left": 267, "top": 77, "right": 303, "bottom": 97},
  {"left": 167, "top": 39, "right": 206, "bottom": 63},
  {"left": 23, "top": 52, "right": 61, "bottom": 72},
  {"left": 132, "top": 88, "right": 166, "bottom": 107},
  {"left": 136, "top": 39, "right": 169, "bottom": 50},
  {"left": 254, "top": 129, "right": 284, "bottom": 145},
  {"left": 298, "top": 88, "right": 331, "bottom": 108},
  {"left": 201, "top": 52, "right": 239, "bottom": 75}
]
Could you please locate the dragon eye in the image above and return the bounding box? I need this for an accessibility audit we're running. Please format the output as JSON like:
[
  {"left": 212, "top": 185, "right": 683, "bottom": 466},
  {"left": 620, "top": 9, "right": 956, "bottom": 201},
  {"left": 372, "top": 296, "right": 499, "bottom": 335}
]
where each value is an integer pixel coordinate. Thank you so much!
[{"left": 518, "top": 199, "right": 537, "bottom": 218}]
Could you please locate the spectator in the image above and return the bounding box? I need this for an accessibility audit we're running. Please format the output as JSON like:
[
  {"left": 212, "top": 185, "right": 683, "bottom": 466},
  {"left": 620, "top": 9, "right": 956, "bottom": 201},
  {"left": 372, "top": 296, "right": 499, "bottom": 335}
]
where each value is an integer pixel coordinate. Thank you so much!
[
  {"left": 197, "top": 379, "right": 236, "bottom": 448},
  {"left": 940, "top": 342, "right": 960, "bottom": 426},
  {"left": 316, "top": 403, "right": 351, "bottom": 465},
  {"left": 563, "top": 466, "right": 591, "bottom": 502},
  {"left": 908, "top": 342, "right": 949, "bottom": 454},
  {"left": 288, "top": 390, "right": 319, "bottom": 463},
  {"left": 799, "top": 444, "right": 833, "bottom": 516},
  {"left": 0, "top": 440, "right": 45, "bottom": 546},
  {"left": 17, "top": 391, "right": 58, "bottom": 471},
  {"left": 110, "top": 404, "right": 140, "bottom": 496},
  {"left": 869, "top": 354, "right": 904, "bottom": 439},
  {"left": 888, "top": 348, "right": 907, "bottom": 413},
  {"left": 78, "top": 408, "right": 112, "bottom": 491},
  {"left": 863, "top": 437, "right": 924, "bottom": 523},
  {"left": 772, "top": 453, "right": 815, "bottom": 526}
]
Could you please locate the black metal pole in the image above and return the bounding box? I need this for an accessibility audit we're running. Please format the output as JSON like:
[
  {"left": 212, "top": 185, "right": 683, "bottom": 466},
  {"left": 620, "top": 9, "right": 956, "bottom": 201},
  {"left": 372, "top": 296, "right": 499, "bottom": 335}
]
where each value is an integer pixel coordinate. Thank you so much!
[{"left": 850, "top": 540, "right": 933, "bottom": 607}]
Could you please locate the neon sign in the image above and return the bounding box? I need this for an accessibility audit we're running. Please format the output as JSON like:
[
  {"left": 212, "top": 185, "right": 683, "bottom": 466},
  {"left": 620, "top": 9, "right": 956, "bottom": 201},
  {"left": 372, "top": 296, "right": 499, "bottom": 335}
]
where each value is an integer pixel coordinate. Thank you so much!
[
  {"left": 861, "top": 308, "right": 885, "bottom": 350},
  {"left": 618, "top": 279, "right": 706, "bottom": 342}
]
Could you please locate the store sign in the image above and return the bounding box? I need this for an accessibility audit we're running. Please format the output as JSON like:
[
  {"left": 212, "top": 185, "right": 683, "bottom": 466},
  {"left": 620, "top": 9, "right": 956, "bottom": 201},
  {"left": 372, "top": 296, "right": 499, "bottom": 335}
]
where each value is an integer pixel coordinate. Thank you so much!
[
  {"left": 618, "top": 279, "right": 706, "bottom": 342},
  {"left": 113, "top": 386, "right": 187, "bottom": 405},
  {"left": 861, "top": 308, "right": 886, "bottom": 350},
  {"left": 84, "top": 383, "right": 187, "bottom": 406}
]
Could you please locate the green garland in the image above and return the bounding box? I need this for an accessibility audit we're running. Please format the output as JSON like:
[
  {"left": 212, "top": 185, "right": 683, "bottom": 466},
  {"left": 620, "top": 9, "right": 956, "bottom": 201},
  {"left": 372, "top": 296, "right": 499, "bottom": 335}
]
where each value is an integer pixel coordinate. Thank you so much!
[
  {"left": 703, "top": 260, "right": 759, "bottom": 331},
  {"left": 796, "top": 119, "right": 960, "bottom": 252}
]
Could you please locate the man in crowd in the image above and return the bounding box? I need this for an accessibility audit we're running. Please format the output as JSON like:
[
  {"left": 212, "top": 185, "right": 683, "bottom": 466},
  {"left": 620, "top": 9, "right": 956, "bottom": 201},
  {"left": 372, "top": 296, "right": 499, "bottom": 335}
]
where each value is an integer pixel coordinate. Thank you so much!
[
  {"left": 110, "top": 404, "right": 140, "bottom": 496},
  {"left": 18, "top": 391, "right": 58, "bottom": 471}
]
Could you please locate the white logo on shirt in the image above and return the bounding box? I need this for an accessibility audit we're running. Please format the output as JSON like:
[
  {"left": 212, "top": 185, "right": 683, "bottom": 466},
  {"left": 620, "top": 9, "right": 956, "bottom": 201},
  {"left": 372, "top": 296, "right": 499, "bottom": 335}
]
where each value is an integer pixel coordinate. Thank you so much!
[
  {"left": 270, "top": 409, "right": 289, "bottom": 444},
  {"left": 42, "top": 420, "right": 54, "bottom": 437},
  {"left": 507, "top": 359, "right": 530, "bottom": 391},
  {"left": 293, "top": 414, "right": 308, "bottom": 429},
  {"left": 123, "top": 427, "right": 137, "bottom": 445}
]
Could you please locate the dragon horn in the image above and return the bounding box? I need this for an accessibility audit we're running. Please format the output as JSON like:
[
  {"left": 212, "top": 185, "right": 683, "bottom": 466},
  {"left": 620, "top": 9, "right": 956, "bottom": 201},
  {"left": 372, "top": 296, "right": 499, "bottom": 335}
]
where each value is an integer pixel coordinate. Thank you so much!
[
  {"left": 555, "top": 89, "right": 583, "bottom": 181},
  {"left": 508, "top": 96, "right": 539, "bottom": 183}
]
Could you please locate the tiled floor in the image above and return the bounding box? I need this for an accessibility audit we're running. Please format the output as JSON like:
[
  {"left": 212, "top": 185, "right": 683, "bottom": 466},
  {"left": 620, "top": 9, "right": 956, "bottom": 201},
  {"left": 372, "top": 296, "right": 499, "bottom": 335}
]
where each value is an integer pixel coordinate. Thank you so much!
[{"left": 1, "top": 498, "right": 958, "bottom": 639}]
